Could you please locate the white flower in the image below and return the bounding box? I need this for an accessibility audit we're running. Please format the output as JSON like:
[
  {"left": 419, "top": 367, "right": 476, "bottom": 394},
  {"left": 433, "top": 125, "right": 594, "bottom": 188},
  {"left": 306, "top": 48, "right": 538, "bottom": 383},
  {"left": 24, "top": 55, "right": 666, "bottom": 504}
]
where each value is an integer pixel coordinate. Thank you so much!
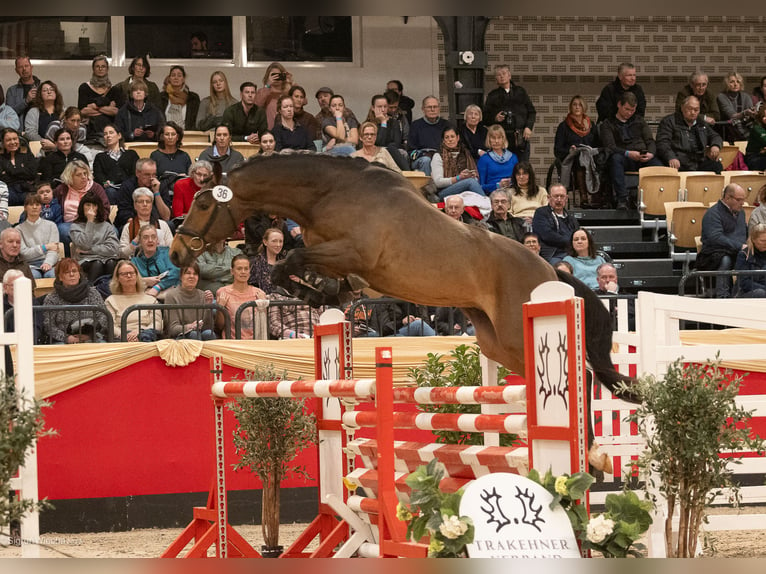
[
  {"left": 438, "top": 514, "right": 468, "bottom": 540},
  {"left": 586, "top": 514, "right": 615, "bottom": 544},
  {"left": 554, "top": 475, "right": 569, "bottom": 496}
]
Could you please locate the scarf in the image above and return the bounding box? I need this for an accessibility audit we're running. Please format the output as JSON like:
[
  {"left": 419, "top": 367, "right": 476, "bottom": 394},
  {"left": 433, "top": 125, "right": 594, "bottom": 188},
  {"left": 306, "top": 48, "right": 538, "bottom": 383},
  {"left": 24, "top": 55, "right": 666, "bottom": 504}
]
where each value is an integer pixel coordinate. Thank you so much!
[
  {"left": 128, "top": 216, "right": 159, "bottom": 243},
  {"left": 90, "top": 74, "right": 111, "bottom": 90},
  {"left": 165, "top": 83, "right": 189, "bottom": 106},
  {"left": 441, "top": 143, "right": 477, "bottom": 177},
  {"left": 53, "top": 277, "right": 91, "bottom": 303},
  {"left": 565, "top": 113, "right": 592, "bottom": 138},
  {"left": 488, "top": 149, "right": 514, "bottom": 164}
]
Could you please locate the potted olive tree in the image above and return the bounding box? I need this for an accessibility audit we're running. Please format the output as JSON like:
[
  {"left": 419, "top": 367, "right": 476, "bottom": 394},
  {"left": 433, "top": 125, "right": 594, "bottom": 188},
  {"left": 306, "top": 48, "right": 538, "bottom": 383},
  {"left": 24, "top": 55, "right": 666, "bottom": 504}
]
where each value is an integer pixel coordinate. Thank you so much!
[{"left": 229, "top": 364, "right": 316, "bottom": 557}]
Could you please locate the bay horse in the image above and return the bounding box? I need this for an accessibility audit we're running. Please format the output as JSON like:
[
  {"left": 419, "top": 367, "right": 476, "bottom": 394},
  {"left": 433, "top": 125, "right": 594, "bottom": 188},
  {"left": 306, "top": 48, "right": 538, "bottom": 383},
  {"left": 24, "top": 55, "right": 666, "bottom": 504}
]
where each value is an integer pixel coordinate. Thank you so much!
[{"left": 170, "top": 154, "right": 636, "bottom": 407}]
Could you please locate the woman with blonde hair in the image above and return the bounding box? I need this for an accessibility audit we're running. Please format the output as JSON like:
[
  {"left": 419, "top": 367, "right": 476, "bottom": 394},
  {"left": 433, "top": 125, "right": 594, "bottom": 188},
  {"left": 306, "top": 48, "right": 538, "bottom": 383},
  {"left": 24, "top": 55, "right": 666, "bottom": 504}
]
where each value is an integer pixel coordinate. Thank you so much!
[
  {"left": 255, "top": 62, "right": 293, "bottom": 130},
  {"left": 459, "top": 104, "right": 488, "bottom": 161},
  {"left": 477, "top": 124, "right": 518, "bottom": 193},
  {"left": 735, "top": 222, "right": 766, "bottom": 298},
  {"left": 351, "top": 122, "right": 401, "bottom": 172},
  {"left": 160, "top": 65, "right": 200, "bottom": 132},
  {"left": 717, "top": 71, "right": 756, "bottom": 142},
  {"left": 105, "top": 259, "right": 163, "bottom": 342},
  {"left": 196, "top": 71, "right": 237, "bottom": 131},
  {"left": 53, "top": 158, "right": 110, "bottom": 249}
]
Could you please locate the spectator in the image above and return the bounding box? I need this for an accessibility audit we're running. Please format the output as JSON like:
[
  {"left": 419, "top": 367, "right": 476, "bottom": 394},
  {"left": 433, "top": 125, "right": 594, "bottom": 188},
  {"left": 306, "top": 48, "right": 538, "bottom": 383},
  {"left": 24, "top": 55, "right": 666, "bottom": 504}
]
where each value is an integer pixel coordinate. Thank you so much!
[
  {"left": 486, "top": 188, "right": 525, "bottom": 242},
  {"left": 385, "top": 79, "right": 415, "bottom": 124},
  {"left": 735, "top": 223, "right": 766, "bottom": 298},
  {"left": 322, "top": 94, "right": 359, "bottom": 156},
  {"left": 114, "top": 80, "right": 165, "bottom": 143},
  {"left": 222, "top": 81, "right": 267, "bottom": 144},
  {"left": 258, "top": 131, "right": 276, "bottom": 155},
  {"left": 42, "top": 257, "right": 108, "bottom": 344},
  {"left": 119, "top": 186, "right": 174, "bottom": 259},
  {"left": 114, "top": 158, "right": 171, "bottom": 230},
  {"left": 160, "top": 65, "right": 200, "bottom": 132},
  {"left": 675, "top": 71, "right": 719, "bottom": 125},
  {"left": 255, "top": 63, "right": 293, "bottom": 130},
  {"left": 434, "top": 306, "right": 474, "bottom": 336},
  {"left": 272, "top": 94, "right": 313, "bottom": 151},
  {"left": 0, "top": 227, "right": 35, "bottom": 287},
  {"left": 23, "top": 80, "right": 63, "bottom": 150},
  {"left": 744, "top": 105, "right": 766, "bottom": 171},
  {"left": 92, "top": 123, "right": 140, "bottom": 201},
  {"left": 0, "top": 127, "right": 37, "bottom": 205},
  {"left": 351, "top": 122, "right": 401, "bottom": 172},
  {"left": 747, "top": 184, "right": 766, "bottom": 235},
  {"left": 78, "top": 55, "right": 120, "bottom": 145},
  {"left": 105, "top": 260, "right": 163, "bottom": 342},
  {"left": 554, "top": 260, "right": 573, "bottom": 274},
  {"left": 31, "top": 182, "right": 62, "bottom": 225},
  {"left": 483, "top": 64, "right": 536, "bottom": 162},
  {"left": 38, "top": 128, "right": 89, "bottom": 186},
  {"left": 131, "top": 224, "right": 179, "bottom": 300},
  {"left": 314, "top": 86, "right": 334, "bottom": 125},
  {"left": 430, "top": 125, "right": 483, "bottom": 200},
  {"left": 532, "top": 183, "right": 580, "bottom": 263},
  {"left": 442, "top": 194, "right": 486, "bottom": 228},
  {"left": 697, "top": 183, "right": 748, "bottom": 297},
  {"left": 163, "top": 261, "right": 216, "bottom": 340},
  {"left": 384, "top": 89, "right": 410, "bottom": 151},
  {"left": 149, "top": 121, "right": 191, "bottom": 177},
  {"left": 392, "top": 302, "right": 436, "bottom": 337},
  {"left": 114, "top": 55, "right": 162, "bottom": 109},
  {"left": 268, "top": 289, "right": 322, "bottom": 339},
  {"left": 595, "top": 262, "right": 620, "bottom": 295},
  {"left": 43, "top": 106, "right": 93, "bottom": 164},
  {"left": 752, "top": 75, "right": 766, "bottom": 107},
  {"left": 509, "top": 161, "right": 548, "bottom": 227},
  {"left": 190, "top": 31, "right": 208, "bottom": 57},
  {"left": 656, "top": 96, "right": 723, "bottom": 173},
  {"left": 17, "top": 193, "right": 59, "bottom": 278},
  {"left": 53, "top": 159, "right": 109, "bottom": 251},
  {"left": 523, "top": 232, "right": 542, "bottom": 256},
  {"left": 197, "top": 239, "right": 241, "bottom": 293},
  {"left": 562, "top": 228, "right": 607, "bottom": 290},
  {"left": 407, "top": 96, "right": 450, "bottom": 175},
  {"left": 247, "top": 227, "right": 284, "bottom": 294},
  {"left": 477, "top": 124, "right": 518, "bottom": 193},
  {"left": 595, "top": 62, "right": 647, "bottom": 124},
  {"left": 172, "top": 160, "right": 213, "bottom": 219},
  {"left": 195, "top": 71, "right": 237, "bottom": 131},
  {"left": 5, "top": 56, "right": 41, "bottom": 123},
  {"left": 364, "top": 94, "right": 408, "bottom": 170},
  {"left": 600, "top": 91, "right": 662, "bottom": 210},
  {"left": 554, "top": 95, "right": 600, "bottom": 206},
  {"left": 244, "top": 213, "right": 303, "bottom": 255},
  {"left": 198, "top": 124, "right": 245, "bottom": 174},
  {"left": 717, "top": 71, "right": 756, "bottom": 142},
  {"left": 289, "top": 85, "right": 322, "bottom": 142},
  {"left": 342, "top": 288, "right": 388, "bottom": 337},
  {"left": 459, "top": 104, "right": 488, "bottom": 162},
  {"left": 215, "top": 254, "right": 268, "bottom": 339},
  {"left": 69, "top": 190, "right": 120, "bottom": 283}
]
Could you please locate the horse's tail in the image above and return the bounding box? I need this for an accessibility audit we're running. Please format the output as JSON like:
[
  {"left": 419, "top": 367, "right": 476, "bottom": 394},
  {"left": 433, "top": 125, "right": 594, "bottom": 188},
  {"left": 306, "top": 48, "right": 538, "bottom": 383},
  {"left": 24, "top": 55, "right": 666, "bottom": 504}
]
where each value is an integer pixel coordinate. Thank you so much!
[{"left": 554, "top": 268, "right": 640, "bottom": 403}]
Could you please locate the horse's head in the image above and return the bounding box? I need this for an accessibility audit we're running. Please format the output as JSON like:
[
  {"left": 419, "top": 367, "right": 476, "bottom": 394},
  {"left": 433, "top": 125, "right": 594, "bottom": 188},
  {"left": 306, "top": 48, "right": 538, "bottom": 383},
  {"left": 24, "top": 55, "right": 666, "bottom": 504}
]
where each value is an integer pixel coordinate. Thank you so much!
[{"left": 170, "top": 187, "right": 240, "bottom": 267}]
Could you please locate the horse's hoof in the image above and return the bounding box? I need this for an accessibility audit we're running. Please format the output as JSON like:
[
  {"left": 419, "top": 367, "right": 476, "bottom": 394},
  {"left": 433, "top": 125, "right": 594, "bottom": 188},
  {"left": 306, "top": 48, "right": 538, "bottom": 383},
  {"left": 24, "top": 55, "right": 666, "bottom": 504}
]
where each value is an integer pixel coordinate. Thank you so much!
[
  {"left": 588, "top": 443, "right": 613, "bottom": 475},
  {"left": 344, "top": 274, "right": 369, "bottom": 291}
]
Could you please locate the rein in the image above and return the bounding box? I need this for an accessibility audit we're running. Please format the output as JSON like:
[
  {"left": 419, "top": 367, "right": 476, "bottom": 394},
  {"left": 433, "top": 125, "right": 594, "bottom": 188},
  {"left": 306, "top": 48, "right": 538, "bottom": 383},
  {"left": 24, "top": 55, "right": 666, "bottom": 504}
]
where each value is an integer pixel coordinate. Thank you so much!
[{"left": 174, "top": 189, "right": 238, "bottom": 252}]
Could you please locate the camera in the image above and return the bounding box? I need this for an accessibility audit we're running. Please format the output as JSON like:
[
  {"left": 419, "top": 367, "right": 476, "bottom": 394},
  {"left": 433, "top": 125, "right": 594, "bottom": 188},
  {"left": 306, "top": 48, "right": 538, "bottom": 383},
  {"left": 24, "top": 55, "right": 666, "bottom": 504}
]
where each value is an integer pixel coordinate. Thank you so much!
[
  {"left": 501, "top": 109, "right": 515, "bottom": 128},
  {"left": 275, "top": 72, "right": 287, "bottom": 81}
]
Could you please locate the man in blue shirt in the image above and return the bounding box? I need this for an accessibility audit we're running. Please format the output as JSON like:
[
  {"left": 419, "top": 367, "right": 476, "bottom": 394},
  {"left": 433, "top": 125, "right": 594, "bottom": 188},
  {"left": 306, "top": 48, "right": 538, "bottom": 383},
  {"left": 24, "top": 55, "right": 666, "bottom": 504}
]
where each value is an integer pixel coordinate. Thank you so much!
[{"left": 407, "top": 96, "right": 449, "bottom": 175}]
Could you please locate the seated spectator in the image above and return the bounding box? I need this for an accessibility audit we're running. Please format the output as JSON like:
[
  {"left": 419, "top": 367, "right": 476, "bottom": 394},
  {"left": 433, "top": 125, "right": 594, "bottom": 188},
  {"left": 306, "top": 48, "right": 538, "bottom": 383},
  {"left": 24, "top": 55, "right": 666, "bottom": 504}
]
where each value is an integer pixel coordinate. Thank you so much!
[
  {"left": 322, "top": 94, "right": 359, "bottom": 156},
  {"left": 430, "top": 125, "right": 483, "bottom": 200},
  {"left": 197, "top": 239, "right": 242, "bottom": 293},
  {"left": 92, "top": 123, "right": 140, "bottom": 200},
  {"left": 753, "top": 75, "right": 766, "bottom": 107},
  {"left": 53, "top": 159, "right": 109, "bottom": 251},
  {"left": 114, "top": 80, "right": 165, "bottom": 143},
  {"left": 554, "top": 95, "right": 597, "bottom": 163},
  {"left": 29, "top": 182, "right": 62, "bottom": 225},
  {"left": 674, "top": 71, "right": 719, "bottom": 125},
  {"left": 595, "top": 62, "right": 647, "bottom": 124},
  {"left": 17, "top": 193, "right": 59, "bottom": 278},
  {"left": 69, "top": 190, "right": 120, "bottom": 283},
  {"left": 221, "top": 81, "right": 266, "bottom": 144},
  {"left": 477, "top": 124, "right": 518, "bottom": 193},
  {"left": 407, "top": 96, "right": 449, "bottom": 175},
  {"left": 78, "top": 55, "right": 120, "bottom": 145},
  {"left": 735, "top": 223, "right": 766, "bottom": 298},
  {"left": 384, "top": 89, "right": 410, "bottom": 152},
  {"left": 600, "top": 91, "right": 662, "bottom": 210},
  {"left": 255, "top": 63, "right": 293, "bottom": 130},
  {"left": 149, "top": 121, "right": 192, "bottom": 177},
  {"left": 258, "top": 131, "right": 276, "bottom": 155},
  {"left": 195, "top": 70, "right": 237, "bottom": 131},
  {"left": 386, "top": 79, "right": 415, "bottom": 124},
  {"left": 244, "top": 212, "right": 303, "bottom": 255},
  {"left": 272, "top": 94, "right": 313, "bottom": 151},
  {"left": 105, "top": 260, "right": 163, "bottom": 342},
  {"left": 656, "top": 96, "right": 723, "bottom": 173},
  {"left": 215, "top": 254, "right": 268, "bottom": 339},
  {"left": 748, "top": 184, "right": 766, "bottom": 235},
  {"left": 532, "top": 183, "right": 580, "bottom": 263},
  {"left": 0, "top": 127, "right": 37, "bottom": 205},
  {"left": 595, "top": 262, "right": 620, "bottom": 295},
  {"left": 160, "top": 65, "right": 200, "bottom": 132},
  {"left": 717, "top": 71, "right": 757, "bottom": 142},
  {"left": 351, "top": 122, "right": 402, "bottom": 172},
  {"left": 131, "top": 224, "right": 180, "bottom": 300},
  {"left": 23, "top": 80, "right": 63, "bottom": 152},
  {"left": 554, "top": 260, "right": 573, "bottom": 274},
  {"left": 364, "top": 94, "right": 409, "bottom": 170},
  {"left": 248, "top": 227, "right": 284, "bottom": 294},
  {"left": 42, "top": 257, "right": 108, "bottom": 344},
  {"left": 114, "top": 55, "right": 162, "bottom": 109},
  {"left": 163, "top": 261, "right": 216, "bottom": 340},
  {"left": 562, "top": 229, "right": 608, "bottom": 290},
  {"left": 43, "top": 106, "right": 94, "bottom": 164},
  {"left": 172, "top": 160, "right": 213, "bottom": 220},
  {"left": 434, "top": 307, "right": 474, "bottom": 336},
  {"left": 392, "top": 302, "right": 436, "bottom": 337},
  {"left": 696, "top": 183, "right": 748, "bottom": 297},
  {"left": 0, "top": 227, "right": 35, "bottom": 288},
  {"left": 509, "top": 161, "right": 548, "bottom": 226},
  {"left": 5, "top": 57, "right": 39, "bottom": 125},
  {"left": 198, "top": 125, "right": 245, "bottom": 174},
  {"left": 341, "top": 288, "right": 393, "bottom": 337},
  {"left": 289, "top": 85, "right": 322, "bottom": 142},
  {"left": 459, "top": 104, "right": 488, "bottom": 162},
  {"left": 745, "top": 105, "right": 766, "bottom": 171},
  {"left": 486, "top": 188, "right": 525, "bottom": 242},
  {"left": 523, "top": 232, "right": 542, "bottom": 256},
  {"left": 38, "top": 128, "right": 89, "bottom": 186},
  {"left": 442, "top": 194, "right": 486, "bottom": 229},
  {"left": 0, "top": 88, "right": 20, "bottom": 132},
  {"left": 268, "top": 288, "right": 322, "bottom": 339},
  {"left": 114, "top": 158, "right": 171, "bottom": 230},
  {"left": 120, "top": 187, "right": 173, "bottom": 261}
]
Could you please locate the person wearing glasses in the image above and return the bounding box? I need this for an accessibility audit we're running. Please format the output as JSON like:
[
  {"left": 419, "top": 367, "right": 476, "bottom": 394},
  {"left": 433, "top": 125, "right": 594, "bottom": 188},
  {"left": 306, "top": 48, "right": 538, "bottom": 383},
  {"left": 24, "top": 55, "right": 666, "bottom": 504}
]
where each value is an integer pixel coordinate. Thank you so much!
[
  {"left": 407, "top": 96, "right": 449, "bottom": 175},
  {"left": 105, "top": 259, "right": 163, "bottom": 342},
  {"left": 351, "top": 122, "right": 401, "bottom": 172},
  {"left": 486, "top": 188, "right": 525, "bottom": 242}
]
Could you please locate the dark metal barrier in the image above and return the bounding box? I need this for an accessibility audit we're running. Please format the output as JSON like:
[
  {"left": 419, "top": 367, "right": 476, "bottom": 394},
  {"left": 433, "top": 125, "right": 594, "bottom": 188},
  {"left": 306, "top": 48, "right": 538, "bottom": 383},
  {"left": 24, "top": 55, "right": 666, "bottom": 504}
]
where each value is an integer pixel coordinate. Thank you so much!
[
  {"left": 678, "top": 269, "right": 766, "bottom": 297},
  {"left": 121, "top": 303, "right": 230, "bottom": 342},
  {"left": 7, "top": 305, "right": 114, "bottom": 344},
  {"left": 235, "top": 297, "right": 319, "bottom": 340}
]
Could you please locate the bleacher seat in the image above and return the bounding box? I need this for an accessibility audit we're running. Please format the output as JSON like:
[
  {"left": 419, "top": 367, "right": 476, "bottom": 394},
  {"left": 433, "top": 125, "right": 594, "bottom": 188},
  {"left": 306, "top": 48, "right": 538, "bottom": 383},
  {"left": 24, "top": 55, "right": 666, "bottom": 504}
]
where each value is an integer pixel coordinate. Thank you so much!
[
  {"left": 726, "top": 173, "right": 766, "bottom": 205},
  {"left": 637, "top": 172, "right": 682, "bottom": 241},
  {"left": 668, "top": 204, "right": 708, "bottom": 274},
  {"left": 682, "top": 172, "right": 725, "bottom": 205}
]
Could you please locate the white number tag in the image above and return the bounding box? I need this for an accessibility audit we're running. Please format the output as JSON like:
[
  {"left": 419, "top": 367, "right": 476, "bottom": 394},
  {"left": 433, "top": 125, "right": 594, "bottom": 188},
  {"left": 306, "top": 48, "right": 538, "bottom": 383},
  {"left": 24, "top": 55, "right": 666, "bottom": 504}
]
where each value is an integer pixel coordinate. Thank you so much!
[{"left": 212, "top": 185, "right": 233, "bottom": 203}]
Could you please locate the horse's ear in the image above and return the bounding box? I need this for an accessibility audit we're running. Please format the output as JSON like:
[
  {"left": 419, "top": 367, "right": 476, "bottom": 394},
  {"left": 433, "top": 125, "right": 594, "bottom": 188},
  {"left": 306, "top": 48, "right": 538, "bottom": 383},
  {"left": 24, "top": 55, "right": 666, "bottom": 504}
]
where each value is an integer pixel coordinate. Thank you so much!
[{"left": 212, "top": 161, "right": 223, "bottom": 186}]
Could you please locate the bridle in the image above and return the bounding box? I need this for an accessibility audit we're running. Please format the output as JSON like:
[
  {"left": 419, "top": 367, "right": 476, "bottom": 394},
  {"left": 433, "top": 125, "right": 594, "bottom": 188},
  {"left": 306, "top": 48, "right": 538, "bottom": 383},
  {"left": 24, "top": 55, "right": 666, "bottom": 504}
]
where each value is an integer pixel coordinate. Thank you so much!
[{"left": 174, "top": 188, "right": 238, "bottom": 252}]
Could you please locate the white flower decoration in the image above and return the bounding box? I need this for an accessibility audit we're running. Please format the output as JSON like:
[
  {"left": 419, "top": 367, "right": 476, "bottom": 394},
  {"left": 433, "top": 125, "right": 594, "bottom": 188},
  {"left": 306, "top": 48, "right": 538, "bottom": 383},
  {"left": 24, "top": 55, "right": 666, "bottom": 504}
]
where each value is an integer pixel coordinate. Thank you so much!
[
  {"left": 438, "top": 514, "right": 468, "bottom": 540},
  {"left": 586, "top": 514, "right": 615, "bottom": 544},
  {"left": 554, "top": 475, "right": 569, "bottom": 496}
]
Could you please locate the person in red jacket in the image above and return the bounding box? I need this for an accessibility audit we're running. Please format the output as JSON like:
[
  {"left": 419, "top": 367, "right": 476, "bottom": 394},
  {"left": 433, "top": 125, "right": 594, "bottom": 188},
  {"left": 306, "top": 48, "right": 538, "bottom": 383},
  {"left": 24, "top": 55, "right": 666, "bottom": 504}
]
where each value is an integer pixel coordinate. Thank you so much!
[{"left": 171, "top": 160, "right": 213, "bottom": 219}]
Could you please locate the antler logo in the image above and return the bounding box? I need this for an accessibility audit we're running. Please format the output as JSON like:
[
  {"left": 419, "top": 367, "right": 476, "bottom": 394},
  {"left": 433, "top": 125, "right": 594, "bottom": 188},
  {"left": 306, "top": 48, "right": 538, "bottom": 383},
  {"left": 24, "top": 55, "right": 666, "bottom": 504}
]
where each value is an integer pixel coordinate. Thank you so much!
[
  {"left": 479, "top": 487, "right": 512, "bottom": 533},
  {"left": 322, "top": 346, "right": 340, "bottom": 379},
  {"left": 514, "top": 486, "right": 545, "bottom": 532},
  {"left": 535, "top": 332, "right": 569, "bottom": 409}
]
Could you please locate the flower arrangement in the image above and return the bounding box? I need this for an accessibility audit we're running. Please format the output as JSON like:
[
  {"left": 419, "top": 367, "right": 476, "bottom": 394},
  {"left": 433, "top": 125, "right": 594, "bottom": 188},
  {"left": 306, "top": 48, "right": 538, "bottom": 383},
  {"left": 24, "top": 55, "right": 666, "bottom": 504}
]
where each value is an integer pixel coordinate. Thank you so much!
[{"left": 527, "top": 468, "right": 653, "bottom": 558}]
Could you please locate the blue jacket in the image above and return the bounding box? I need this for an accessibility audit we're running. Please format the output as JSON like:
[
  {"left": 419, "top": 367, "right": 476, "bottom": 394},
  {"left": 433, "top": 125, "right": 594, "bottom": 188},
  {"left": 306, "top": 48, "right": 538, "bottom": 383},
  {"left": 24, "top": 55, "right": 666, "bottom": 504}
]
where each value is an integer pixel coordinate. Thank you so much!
[
  {"left": 532, "top": 205, "right": 581, "bottom": 263},
  {"left": 477, "top": 151, "right": 519, "bottom": 192},
  {"left": 132, "top": 246, "right": 180, "bottom": 291},
  {"left": 735, "top": 247, "right": 766, "bottom": 295}
]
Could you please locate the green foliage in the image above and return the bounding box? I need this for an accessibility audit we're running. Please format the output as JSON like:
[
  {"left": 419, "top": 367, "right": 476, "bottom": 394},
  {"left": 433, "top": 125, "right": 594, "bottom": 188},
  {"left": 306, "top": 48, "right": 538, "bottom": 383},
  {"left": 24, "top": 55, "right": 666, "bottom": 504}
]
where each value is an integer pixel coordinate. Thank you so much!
[
  {"left": 0, "top": 373, "right": 55, "bottom": 529},
  {"left": 622, "top": 356, "right": 766, "bottom": 557},
  {"left": 397, "top": 459, "right": 474, "bottom": 557},
  {"left": 407, "top": 344, "right": 519, "bottom": 446}
]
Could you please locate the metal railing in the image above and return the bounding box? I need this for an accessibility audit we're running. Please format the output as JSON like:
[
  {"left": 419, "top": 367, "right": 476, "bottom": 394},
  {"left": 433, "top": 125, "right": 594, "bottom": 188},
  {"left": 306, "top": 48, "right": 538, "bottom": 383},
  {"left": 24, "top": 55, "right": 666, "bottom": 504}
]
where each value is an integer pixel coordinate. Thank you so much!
[
  {"left": 120, "top": 303, "right": 230, "bottom": 342},
  {"left": 7, "top": 305, "right": 114, "bottom": 344}
]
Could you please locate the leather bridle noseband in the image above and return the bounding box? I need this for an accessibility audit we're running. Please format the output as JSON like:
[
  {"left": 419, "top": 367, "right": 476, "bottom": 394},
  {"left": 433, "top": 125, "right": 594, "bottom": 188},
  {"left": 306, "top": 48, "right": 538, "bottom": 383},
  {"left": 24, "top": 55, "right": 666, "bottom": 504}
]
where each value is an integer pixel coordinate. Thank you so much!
[{"left": 174, "top": 188, "right": 238, "bottom": 252}]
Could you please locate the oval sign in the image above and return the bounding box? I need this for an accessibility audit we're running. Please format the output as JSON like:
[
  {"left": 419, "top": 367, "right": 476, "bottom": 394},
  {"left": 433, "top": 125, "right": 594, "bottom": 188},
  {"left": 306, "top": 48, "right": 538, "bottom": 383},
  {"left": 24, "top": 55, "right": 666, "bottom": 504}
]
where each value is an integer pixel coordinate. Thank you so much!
[{"left": 212, "top": 185, "right": 233, "bottom": 203}]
